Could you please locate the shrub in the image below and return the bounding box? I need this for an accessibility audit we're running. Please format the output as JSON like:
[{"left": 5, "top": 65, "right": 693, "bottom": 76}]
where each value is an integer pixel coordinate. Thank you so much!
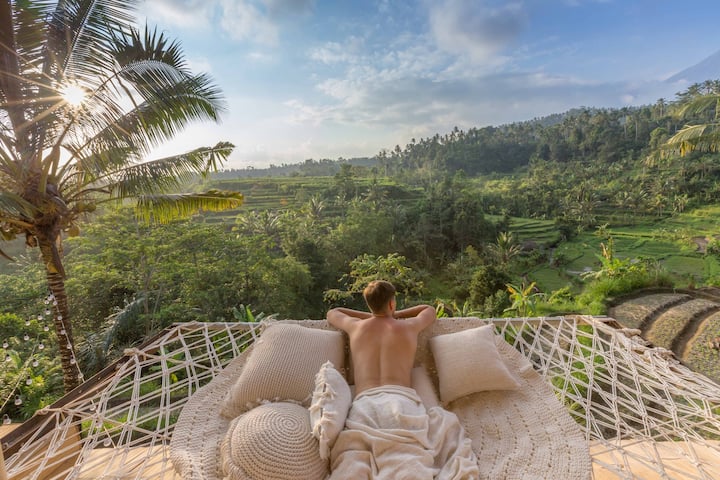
[{"left": 469, "top": 265, "right": 510, "bottom": 307}]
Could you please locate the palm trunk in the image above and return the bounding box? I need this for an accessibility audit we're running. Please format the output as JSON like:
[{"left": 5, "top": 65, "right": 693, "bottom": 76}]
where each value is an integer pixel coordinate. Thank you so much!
[{"left": 38, "top": 238, "right": 80, "bottom": 392}]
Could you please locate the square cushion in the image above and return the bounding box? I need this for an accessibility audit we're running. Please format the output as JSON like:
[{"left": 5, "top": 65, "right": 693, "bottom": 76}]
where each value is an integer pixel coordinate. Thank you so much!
[
  {"left": 430, "top": 324, "right": 521, "bottom": 404},
  {"left": 309, "top": 361, "right": 352, "bottom": 460},
  {"left": 221, "top": 323, "right": 345, "bottom": 418}
]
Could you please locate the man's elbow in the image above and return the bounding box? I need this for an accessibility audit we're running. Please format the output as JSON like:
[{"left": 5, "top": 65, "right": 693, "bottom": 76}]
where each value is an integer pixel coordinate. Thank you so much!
[
  {"left": 327, "top": 309, "right": 343, "bottom": 327},
  {"left": 421, "top": 306, "right": 437, "bottom": 326}
]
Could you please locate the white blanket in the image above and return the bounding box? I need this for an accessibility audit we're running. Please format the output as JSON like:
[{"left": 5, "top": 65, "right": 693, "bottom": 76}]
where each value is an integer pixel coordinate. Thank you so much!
[{"left": 330, "top": 385, "right": 479, "bottom": 480}]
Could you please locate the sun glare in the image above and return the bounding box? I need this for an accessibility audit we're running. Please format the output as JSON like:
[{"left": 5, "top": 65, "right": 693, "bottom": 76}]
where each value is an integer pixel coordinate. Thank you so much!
[{"left": 62, "top": 84, "right": 86, "bottom": 107}]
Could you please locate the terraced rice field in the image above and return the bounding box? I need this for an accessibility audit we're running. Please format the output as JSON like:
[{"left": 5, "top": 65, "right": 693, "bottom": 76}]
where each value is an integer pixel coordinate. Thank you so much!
[
  {"left": 683, "top": 312, "right": 720, "bottom": 384},
  {"left": 608, "top": 293, "right": 690, "bottom": 330},
  {"left": 507, "top": 218, "right": 560, "bottom": 244},
  {"left": 645, "top": 299, "right": 719, "bottom": 350},
  {"left": 610, "top": 290, "right": 720, "bottom": 386}
]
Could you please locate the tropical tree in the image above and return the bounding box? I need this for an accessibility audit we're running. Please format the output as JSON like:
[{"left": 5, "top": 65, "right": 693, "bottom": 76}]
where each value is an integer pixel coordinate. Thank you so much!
[
  {"left": 663, "top": 82, "right": 720, "bottom": 156},
  {"left": 487, "top": 231, "right": 522, "bottom": 266},
  {"left": 0, "top": 1, "right": 242, "bottom": 391},
  {"left": 505, "top": 281, "right": 545, "bottom": 317},
  {"left": 324, "top": 253, "right": 425, "bottom": 307}
]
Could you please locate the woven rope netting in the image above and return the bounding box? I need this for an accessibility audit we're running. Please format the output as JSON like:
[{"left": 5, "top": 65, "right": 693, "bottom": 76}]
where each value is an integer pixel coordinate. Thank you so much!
[{"left": 1, "top": 315, "right": 720, "bottom": 480}]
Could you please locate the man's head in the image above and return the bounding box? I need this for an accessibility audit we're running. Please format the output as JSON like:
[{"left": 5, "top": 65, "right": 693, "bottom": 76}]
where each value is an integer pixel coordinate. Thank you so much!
[{"left": 363, "top": 280, "right": 396, "bottom": 315}]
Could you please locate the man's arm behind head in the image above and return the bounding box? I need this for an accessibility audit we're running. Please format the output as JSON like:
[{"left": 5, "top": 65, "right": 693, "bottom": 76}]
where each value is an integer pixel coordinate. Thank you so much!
[
  {"left": 396, "top": 304, "right": 436, "bottom": 332},
  {"left": 327, "top": 307, "right": 372, "bottom": 332}
]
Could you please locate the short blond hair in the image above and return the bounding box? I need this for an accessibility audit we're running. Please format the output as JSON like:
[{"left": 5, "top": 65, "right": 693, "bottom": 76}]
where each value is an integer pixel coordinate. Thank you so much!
[{"left": 363, "top": 280, "right": 396, "bottom": 314}]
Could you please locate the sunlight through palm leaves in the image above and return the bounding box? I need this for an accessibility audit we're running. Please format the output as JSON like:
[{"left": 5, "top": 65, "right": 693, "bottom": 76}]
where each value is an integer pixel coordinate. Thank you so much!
[{"left": 0, "top": 0, "right": 242, "bottom": 391}]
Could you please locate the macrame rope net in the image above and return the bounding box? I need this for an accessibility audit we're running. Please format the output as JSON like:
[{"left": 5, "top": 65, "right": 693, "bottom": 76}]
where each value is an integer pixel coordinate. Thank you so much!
[{"left": 1, "top": 315, "right": 719, "bottom": 480}]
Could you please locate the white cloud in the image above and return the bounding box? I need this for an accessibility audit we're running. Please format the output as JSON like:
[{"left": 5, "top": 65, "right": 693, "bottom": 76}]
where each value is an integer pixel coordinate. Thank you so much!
[
  {"left": 219, "top": 0, "right": 279, "bottom": 45},
  {"left": 429, "top": 0, "right": 528, "bottom": 62},
  {"left": 247, "top": 51, "right": 274, "bottom": 62},
  {"left": 140, "top": 0, "right": 214, "bottom": 28},
  {"left": 186, "top": 56, "right": 214, "bottom": 74},
  {"left": 143, "top": 0, "right": 314, "bottom": 47},
  {"left": 309, "top": 41, "right": 360, "bottom": 65},
  {"left": 262, "top": 0, "right": 315, "bottom": 18}
]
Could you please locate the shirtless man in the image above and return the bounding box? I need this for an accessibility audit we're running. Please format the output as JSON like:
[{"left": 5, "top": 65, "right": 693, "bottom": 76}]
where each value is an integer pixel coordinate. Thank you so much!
[
  {"left": 326, "top": 279, "right": 436, "bottom": 394},
  {"left": 326, "top": 281, "right": 479, "bottom": 478}
]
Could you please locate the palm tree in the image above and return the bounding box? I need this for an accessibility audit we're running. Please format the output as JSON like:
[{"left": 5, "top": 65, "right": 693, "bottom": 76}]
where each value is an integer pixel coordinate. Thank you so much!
[
  {"left": 0, "top": 1, "right": 242, "bottom": 391},
  {"left": 663, "top": 89, "right": 720, "bottom": 156},
  {"left": 487, "top": 231, "right": 522, "bottom": 266},
  {"left": 304, "top": 195, "right": 325, "bottom": 222},
  {"left": 505, "top": 282, "right": 544, "bottom": 317}
]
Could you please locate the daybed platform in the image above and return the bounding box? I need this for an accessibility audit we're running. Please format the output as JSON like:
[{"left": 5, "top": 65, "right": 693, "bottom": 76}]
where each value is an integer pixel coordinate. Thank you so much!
[{"left": 2, "top": 316, "right": 720, "bottom": 479}]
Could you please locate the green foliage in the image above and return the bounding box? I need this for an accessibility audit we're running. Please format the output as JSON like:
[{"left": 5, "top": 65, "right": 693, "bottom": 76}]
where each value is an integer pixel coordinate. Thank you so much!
[
  {"left": 0, "top": 1, "right": 242, "bottom": 391},
  {"left": 434, "top": 300, "right": 482, "bottom": 318},
  {"left": 487, "top": 232, "right": 523, "bottom": 266},
  {"left": 581, "top": 236, "right": 644, "bottom": 280},
  {"left": 326, "top": 253, "right": 425, "bottom": 307},
  {"left": 1, "top": 313, "right": 63, "bottom": 421},
  {"left": 408, "top": 177, "right": 497, "bottom": 264},
  {"left": 578, "top": 268, "right": 673, "bottom": 315},
  {"left": 505, "top": 282, "right": 546, "bottom": 317},
  {"left": 573, "top": 234, "right": 674, "bottom": 313},
  {"left": 469, "top": 265, "right": 510, "bottom": 308},
  {"left": 9, "top": 80, "right": 720, "bottom": 412},
  {"left": 550, "top": 325, "right": 607, "bottom": 424},
  {"left": 440, "top": 246, "right": 485, "bottom": 301},
  {"left": 232, "top": 305, "right": 276, "bottom": 323},
  {"left": 476, "top": 290, "right": 511, "bottom": 318}
]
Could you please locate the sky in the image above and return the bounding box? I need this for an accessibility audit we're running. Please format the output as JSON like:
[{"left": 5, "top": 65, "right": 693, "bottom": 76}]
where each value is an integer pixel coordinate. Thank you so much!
[{"left": 137, "top": 0, "right": 720, "bottom": 169}]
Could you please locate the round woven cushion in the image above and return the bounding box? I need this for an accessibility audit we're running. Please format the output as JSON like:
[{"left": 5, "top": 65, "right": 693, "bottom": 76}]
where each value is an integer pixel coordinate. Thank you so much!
[{"left": 220, "top": 402, "right": 327, "bottom": 480}]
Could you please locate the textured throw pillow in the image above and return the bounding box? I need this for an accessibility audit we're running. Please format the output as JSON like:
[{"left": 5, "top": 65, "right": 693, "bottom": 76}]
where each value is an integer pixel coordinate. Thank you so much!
[
  {"left": 430, "top": 324, "right": 521, "bottom": 404},
  {"left": 221, "top": 323, "right": 345, "bottom": 418},
  {"left": 221, "top": 402, "right": 328, "bottom": 480},
  {"left": 309, "top": 361, "right": 352, "bottom": 460},
  {"left": 411, "top": 365, "right": 440, "bottom": 409}
]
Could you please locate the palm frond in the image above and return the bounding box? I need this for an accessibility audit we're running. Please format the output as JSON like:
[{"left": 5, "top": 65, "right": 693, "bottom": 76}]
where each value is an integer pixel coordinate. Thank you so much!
[
  {"left": 0, "top": 1, "right": 38, "bottom": 148},
  {"left": 80, "top": 142, "right": 234, "bottom": 198},
  {"left": 52, "top": 0, "right": 140, "bottom": 82},
  {"left": 59, "top": 22, "right": 222, "bottom": 162},
  {"left": 662, "top": 123, "right": 720, "bottom": 157},
  {"left": 134, "top": 190, "right": 244, "bottom": 224},
  {"left": 0, "top": 143, "right": 21, "bottom": 176},
  {"left": 0, "top": 191, "right": 37, "bottom": 219},
  {"left": 104, "top": 294, "right": 147, "bottom": 352},
  {"left": 674, "top": 94, "right": 720, "bottom": 118},
  {"left": 117, "top": 69, "right": 223, "bottom": 134},
  {"left": 111, "top": 25, "right": 188, "bottom": 73},
  {"left": 66, "top": 69, "right": 224, "bottom": 167}
]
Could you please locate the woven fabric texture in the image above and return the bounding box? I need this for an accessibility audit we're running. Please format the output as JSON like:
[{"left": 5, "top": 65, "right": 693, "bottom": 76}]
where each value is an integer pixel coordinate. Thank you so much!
[
  {"left": 221, "top": 323, "right": 345, "bottom": 418},
  {"left": 430, "top": 324, "right": 522, "bottom": 403},
  {"left": 221, "top": 402, "right": 327, "bottom": 480},
  {"left": 450, "top": 336, "right": 591, "bottom": 479},
  {"left": 171, "top": 319, "right": 591, "bottom": 480},
  {"left": 169, "top": 344, "right": 254, "bottom": 480}
]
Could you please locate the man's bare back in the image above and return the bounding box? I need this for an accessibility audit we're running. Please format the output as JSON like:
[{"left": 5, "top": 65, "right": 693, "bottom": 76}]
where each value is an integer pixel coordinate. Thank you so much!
[{"left": 327, "top": 281, "right": 436, "bottom": 394}]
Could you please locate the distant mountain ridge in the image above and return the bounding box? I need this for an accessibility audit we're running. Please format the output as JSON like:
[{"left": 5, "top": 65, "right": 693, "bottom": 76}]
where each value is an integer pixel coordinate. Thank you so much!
[
  {"left": 666, "top": 49, "right": 720, "bottom": 84},
  {"left": 214, "top": 157, "right": 375, "bottom": 178}
]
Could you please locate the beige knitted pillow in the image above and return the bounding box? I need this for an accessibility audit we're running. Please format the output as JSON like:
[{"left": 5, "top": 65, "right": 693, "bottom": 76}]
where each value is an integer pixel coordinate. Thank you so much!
[
  {"left": 430, "top": 324, "right": 521, "bottom": 404},
  {"left": 309, "top": 361, "right": 352, "bottom": 460},
  {"left": 220, "top": 402, "right": 327, "bottom": 480},
  {"left": 221, "top": 323, "right": 345, "bottom": 418}
]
